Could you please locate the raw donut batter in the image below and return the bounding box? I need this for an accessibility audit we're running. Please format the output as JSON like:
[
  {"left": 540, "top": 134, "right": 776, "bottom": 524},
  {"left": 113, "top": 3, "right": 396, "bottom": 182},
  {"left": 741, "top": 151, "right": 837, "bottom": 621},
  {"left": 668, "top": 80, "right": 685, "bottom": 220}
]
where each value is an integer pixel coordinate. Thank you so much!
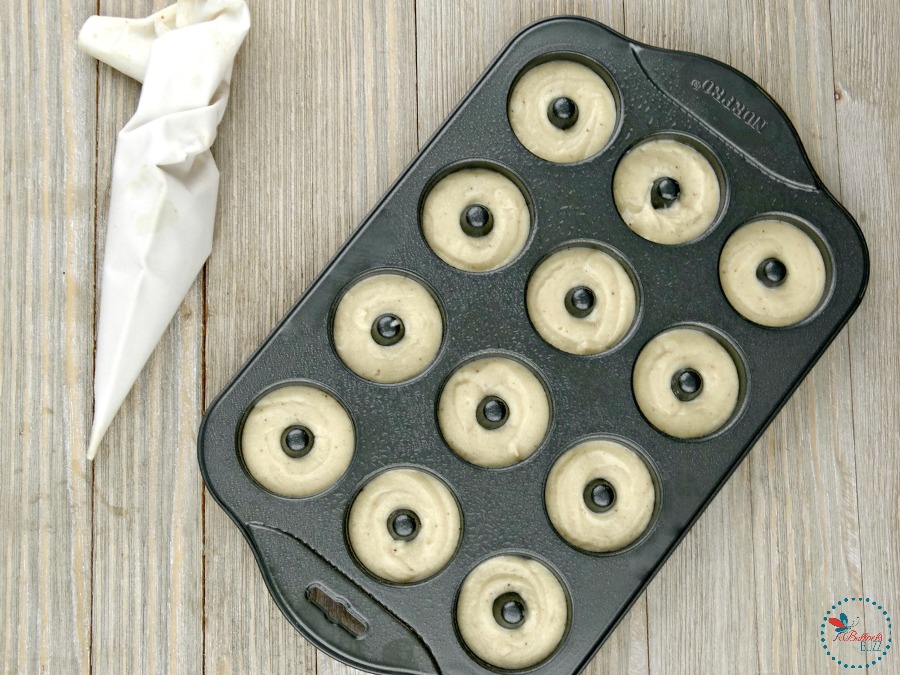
[
  {"left": 438, "top": 357, "right": 550, "bottom": 468},
  {"left": 456, "top": 555, "right": 568, "bottom": 670},
  {"left": 508, "top": 60, "right": 617, "bottom": 163},
  {"left": 347, "top": 468, "right": 461, "bottom": 584},
  {"left": 333, "top": 273, "right": 443, "bottom": 384},
  {"left": 527, "top": 246, "right": 636, "bottom": 354},
  {"left": 613, "top": 138, "right": 721, "bottom": 244},
  {"left": 421, "top": 168, "right": 530, "bottom": 272},
  {"left": 719, "top": 219, "right": 827, "bottom": 327},
  {"left": 633, "top": 328, "right": 740, "bottom": 438},
  {"left": 241, "top": 384, "right": 355, "bottom": 497},
  {"left": 545, "top": 439, "right": 655, "bottom": 552}
]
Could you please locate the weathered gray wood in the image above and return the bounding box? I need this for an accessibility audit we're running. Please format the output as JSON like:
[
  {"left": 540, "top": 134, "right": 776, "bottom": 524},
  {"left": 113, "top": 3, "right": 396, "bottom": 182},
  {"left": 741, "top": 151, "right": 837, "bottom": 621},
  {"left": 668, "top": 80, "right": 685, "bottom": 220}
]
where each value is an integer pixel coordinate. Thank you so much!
[
  {"left": 623, "top": 2, "right": 863, "bottom": 673},
  {"left": 203, "top": 2, "right": 418, "bottom": 673},
  {"left": 831, "top": 0, "right": 900, "bottom": 667},
  {"left": 88, "top": 1, "right": 204, "bottom": 673},
  {"left": 0, "top": 1, "right": 95, "bottom": 673},
  {"left": 317, "top": 652, "right": 371, "bottom": 675},
  {"left": 416, "top": 0, "right": 624, "bottom": 144},
  {"left": 5, "top": 2, "right": 900, "bottom": 674}
]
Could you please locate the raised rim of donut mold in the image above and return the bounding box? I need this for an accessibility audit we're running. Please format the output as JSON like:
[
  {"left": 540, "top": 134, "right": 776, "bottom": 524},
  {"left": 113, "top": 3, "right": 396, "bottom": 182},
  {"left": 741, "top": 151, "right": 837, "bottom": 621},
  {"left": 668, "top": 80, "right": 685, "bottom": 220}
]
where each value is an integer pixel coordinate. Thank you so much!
[
  {"left": 540, "top": 433, "right": 663, "bottom": 558},
  {"left": 236, "top": 379, "right": 358, "bottom": 501},
  {"left": 506, "top": 51, "right": 624, "bottom": 166},
  {"left": 327, "top": 268, "right": 448, "bottom": 387},
  {"left": 631, "top": 322, "right": 751, "bottom": 443},
  {"left": 718, "top": 211, "right": 837, "bottom": 330},
  {"left": 451, "top": 550, "right": 574, "bottom": 674},
  {"left": 433, "top": 349, "right": 556, "bottom": 473},
  {"left": 612, "top": 130, "right": 731, "bottom": 247},
  {"left": 417, "top": 159, "right": 537, "bottom": 275},
  {"left": 524, "top": 239, "right": 644, "bottom": 358},
  {"left": 343, "top": 464, "right": 465, "bottom": 588}
]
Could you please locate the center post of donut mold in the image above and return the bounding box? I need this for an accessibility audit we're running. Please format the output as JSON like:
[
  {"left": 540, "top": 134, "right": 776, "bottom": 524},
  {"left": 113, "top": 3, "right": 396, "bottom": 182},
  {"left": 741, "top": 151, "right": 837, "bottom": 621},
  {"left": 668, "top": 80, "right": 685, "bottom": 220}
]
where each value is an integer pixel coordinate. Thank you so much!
[
  {"left": 460, "top": 204, "right": 494, "bottom": 238},
  {"left": 476, "top": 395, "right": 509, "bottom": 430},
  {"left": 584, "top": 478, "right": 616, "bottom": 513},
  {"left": 387, "top": 509, "right": 420, "bottom": 542},
  {"left": 280, "top": 424, "right": 314, "bottom": 458},
  {"left": 493, "top": 592, "right": 527, "bottom": 629},
  {"left": 651, "top": 176, "right": 681, "bottom": 209},
  {"left": 547, "top": 96, "right": 579, "bottom": 130},
  {"left": 756, "top": 257, "right": 788, "bottom": 287},
  {"left": 671, "top": 368, "right": 703, "bottom": 402},
  {"left": 564, "top": 285, "right": 596, "bottom": 318},
  {"left": 371, "top": 313, "right": 405, "bottom": 346}
]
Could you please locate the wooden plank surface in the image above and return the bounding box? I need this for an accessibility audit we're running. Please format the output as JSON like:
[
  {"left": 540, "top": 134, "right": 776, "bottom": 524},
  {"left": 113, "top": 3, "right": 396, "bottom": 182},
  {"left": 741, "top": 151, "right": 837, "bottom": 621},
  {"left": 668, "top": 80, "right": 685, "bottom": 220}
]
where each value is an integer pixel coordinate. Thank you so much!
[
  {"left": 2, "top": 1, "right": 899, "bottom": 674},
  {"left": 831, "top": 0, "right": 900, "bottom": 664},
  {"left": 203, "top": 2, "right": 418, "bottom": 673},
  {"left": 622, "top": 2, "right": 863, "bottom": 673},
  {"left": 0, "top": 2, "right": 95, "bottom": 673},
  {"left": 87, "top": 1, "right": 204, "bottom": 672}
]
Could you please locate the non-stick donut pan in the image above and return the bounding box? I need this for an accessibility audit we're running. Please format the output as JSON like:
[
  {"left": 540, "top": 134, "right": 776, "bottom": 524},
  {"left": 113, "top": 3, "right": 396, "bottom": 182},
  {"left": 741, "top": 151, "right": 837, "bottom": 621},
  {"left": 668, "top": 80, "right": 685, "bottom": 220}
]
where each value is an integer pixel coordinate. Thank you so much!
[{"left": 198, "top": 17, "right": 869, "bottom": 675}]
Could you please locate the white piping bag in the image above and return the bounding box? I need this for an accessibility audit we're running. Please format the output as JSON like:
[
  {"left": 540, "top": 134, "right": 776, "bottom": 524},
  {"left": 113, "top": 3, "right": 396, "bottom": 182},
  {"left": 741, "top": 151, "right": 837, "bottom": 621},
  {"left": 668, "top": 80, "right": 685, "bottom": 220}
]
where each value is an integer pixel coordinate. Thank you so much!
[{"left": 79, "top": 0, "right": 250, "bottom": 459}]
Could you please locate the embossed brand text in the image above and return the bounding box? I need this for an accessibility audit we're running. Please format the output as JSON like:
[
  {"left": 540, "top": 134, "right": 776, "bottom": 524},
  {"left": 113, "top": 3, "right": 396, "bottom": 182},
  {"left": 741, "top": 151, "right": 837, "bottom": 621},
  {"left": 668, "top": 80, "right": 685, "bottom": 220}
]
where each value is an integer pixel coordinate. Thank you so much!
[{"left": 691, "top": 79, "right": 768, "bottom": 133}]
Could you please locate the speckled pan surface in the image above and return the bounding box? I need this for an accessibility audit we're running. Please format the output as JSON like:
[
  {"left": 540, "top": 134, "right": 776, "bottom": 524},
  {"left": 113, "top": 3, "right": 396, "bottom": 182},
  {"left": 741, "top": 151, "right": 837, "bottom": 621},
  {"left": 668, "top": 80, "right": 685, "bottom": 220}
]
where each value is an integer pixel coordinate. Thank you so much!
[{"left": 197, "top": 17, "right": 869, "bottom": 675}]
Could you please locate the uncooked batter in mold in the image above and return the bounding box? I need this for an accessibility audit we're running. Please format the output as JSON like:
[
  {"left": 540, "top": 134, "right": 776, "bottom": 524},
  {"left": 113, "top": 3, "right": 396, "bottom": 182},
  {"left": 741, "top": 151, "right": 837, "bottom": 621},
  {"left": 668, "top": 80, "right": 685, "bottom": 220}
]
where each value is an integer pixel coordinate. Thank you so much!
[
  {"left": 527, "top": 246, "right": 636, "bottom": 355},
  {"left": 508, "top": 59, "right": 617, "bottom": 163},
  {"left": 438, "top": 357, "right": 550, "bottom": 468},
  {"left": 421, "top": 168, "right": 530, "bottom": 272},
  {"left": 333, "top": 273, "right": 443, "bottom": 384},
  {"left": 241, "top": 384, "right": 355, "bottom": 497},
  {"left": 545, "top": 439, "right": 655, "bottom": 552},
  {"left": 613, "top": 138, "right": 720, "bottom": 244},
  {"left": 456, "top": 555, "right": 568, "bottom": 670},
  {"left": 347, "top": 468, "right": 461, "bottom": 583},
  {"left": 719, "top": 219, "right": 827, "bottom": 327},
  {"left": 633, "top": 328, "right": 740, "bottom": 438}
]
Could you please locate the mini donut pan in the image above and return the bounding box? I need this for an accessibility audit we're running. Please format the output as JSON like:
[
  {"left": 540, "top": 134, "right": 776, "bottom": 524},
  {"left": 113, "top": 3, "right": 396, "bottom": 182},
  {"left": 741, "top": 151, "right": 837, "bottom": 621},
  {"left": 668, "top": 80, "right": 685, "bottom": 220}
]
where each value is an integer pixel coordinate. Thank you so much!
[{"left": 198, "top": 17, "right": 869, "bottom": 675}]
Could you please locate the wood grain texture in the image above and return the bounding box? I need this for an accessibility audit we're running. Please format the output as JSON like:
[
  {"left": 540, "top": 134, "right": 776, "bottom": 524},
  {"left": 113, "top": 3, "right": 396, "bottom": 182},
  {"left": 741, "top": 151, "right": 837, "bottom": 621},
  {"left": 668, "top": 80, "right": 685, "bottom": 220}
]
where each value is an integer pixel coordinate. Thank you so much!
[
  {"left": 89, "top": 1, "right": 204, "bottom": 673},
  {"left": 0, "top": 2, "right": 95, "bottom": 673},
  {"left": 623, "top": 2, "right": 864, "bottom": 673},
  {"left": 415, "top": 0, "right": 624, "bottom": 144},
  {"left": 831, "top": 0, "right": 900, "bottom": 662},
  {"left": 203, "top": 2, "right": 418, "bottom": 673},
  {"left": 317, "top": 652, "right": 370, "bottom": 675},
  {"left": 3, "top": 1, "right": 900, "bottom": 674}
]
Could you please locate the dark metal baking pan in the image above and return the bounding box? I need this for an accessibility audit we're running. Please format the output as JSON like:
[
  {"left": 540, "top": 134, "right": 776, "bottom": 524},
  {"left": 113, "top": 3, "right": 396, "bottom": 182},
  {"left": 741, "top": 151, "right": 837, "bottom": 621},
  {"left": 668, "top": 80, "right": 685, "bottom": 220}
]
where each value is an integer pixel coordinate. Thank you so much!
[{"left": 198, "top": 16, "right": 869, "bottom": 675}]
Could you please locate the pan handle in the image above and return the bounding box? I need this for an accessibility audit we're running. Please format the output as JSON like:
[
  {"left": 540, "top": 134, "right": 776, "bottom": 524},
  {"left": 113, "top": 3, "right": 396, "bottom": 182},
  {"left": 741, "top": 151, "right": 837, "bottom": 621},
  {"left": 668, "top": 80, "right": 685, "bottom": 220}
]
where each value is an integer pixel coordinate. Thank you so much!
[
  {"left": 633, "top": 43, "right": 819, "bottom": 191},
  {"left": 245, "top": 523, "right": 440, "bottom": 675}
]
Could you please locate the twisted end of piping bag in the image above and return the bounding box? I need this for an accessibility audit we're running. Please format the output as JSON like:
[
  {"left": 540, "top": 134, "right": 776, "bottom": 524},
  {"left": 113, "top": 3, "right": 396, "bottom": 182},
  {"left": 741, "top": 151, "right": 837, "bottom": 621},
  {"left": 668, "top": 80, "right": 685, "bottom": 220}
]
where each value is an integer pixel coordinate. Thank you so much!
[{"left": 80, "top": 0, "right": 250, "bottom": 460}]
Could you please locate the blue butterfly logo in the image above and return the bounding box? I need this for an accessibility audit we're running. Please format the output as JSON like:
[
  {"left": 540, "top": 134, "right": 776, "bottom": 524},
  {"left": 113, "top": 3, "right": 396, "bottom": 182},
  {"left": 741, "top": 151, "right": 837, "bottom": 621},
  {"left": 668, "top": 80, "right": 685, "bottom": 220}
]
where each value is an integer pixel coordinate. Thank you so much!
[{"left": 828, "top": 612, "right": 858, "bottom": 633}]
